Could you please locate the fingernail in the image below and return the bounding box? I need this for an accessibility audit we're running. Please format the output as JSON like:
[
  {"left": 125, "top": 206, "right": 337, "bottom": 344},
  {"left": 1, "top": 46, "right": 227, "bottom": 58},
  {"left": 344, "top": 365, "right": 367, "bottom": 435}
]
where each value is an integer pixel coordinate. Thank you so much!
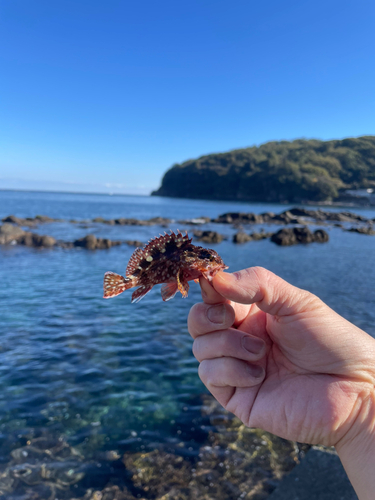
[
  {"left": 214, "top": 272, "right": 234, "bottom": 285},
  {"left": 207, "top": 304, "right": 226, "bottom": 324},
  {"left": 242, "top": 336, "right": 264, "bottom": 355},
  {"left": 247, "top": 364, "right": 264, "bottom": 379}
]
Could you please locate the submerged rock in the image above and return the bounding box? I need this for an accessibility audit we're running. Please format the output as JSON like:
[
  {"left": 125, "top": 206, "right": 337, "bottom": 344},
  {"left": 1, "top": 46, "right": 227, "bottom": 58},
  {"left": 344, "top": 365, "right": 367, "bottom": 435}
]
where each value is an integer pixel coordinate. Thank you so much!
[{"left": 76, "top": 485, "right": 135, "bottom": 500}]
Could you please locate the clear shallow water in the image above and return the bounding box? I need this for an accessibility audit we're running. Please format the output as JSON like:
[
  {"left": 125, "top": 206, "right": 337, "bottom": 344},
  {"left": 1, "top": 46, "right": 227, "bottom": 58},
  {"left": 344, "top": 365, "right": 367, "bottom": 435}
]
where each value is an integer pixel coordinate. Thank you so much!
[{"left": 0, "top": 190, "right": 374, "bottom": 497}]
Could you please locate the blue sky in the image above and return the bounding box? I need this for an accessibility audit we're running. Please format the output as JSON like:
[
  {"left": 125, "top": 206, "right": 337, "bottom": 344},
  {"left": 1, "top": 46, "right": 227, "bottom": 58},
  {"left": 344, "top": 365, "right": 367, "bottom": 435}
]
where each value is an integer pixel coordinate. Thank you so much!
[{"left": 1, "top": 0, "right": 374, "bottom": 195}]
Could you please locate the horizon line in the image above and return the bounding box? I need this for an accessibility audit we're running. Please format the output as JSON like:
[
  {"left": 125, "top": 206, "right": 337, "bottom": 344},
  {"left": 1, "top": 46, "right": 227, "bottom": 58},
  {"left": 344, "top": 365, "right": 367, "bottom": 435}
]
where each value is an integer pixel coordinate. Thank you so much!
[{"left": 0, "top": 188, "right": 152, "bottom": 198}]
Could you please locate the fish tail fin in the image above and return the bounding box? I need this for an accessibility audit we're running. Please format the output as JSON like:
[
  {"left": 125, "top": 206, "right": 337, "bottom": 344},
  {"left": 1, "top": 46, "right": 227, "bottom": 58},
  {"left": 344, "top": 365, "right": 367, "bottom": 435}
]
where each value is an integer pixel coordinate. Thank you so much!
[{"left": 103, "top": 271, "right": 132, "bottom": 298}]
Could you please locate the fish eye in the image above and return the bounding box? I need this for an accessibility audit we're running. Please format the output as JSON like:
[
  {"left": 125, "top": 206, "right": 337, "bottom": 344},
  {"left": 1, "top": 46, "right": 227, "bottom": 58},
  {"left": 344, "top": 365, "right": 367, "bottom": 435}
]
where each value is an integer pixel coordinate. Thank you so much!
[{"left": 199, "top": 250, "right": 212, "bottom": 260}]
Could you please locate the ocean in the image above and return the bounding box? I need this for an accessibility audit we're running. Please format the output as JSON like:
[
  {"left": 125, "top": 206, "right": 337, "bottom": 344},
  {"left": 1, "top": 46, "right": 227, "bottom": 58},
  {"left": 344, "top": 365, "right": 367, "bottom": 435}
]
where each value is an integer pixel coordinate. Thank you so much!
[{"left": 0, "top": 190, "right": 374, "bottom": 499}]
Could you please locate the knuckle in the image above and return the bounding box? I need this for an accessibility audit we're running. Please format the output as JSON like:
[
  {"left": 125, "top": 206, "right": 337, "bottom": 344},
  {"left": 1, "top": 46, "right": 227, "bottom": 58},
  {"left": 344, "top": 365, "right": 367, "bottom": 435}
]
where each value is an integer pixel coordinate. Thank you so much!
[
  {"left": 198, "top": 360, "right": 210, "bottom": 384},
  {"left": 216, "top": 331, "right": 231, "bottom": 353},
  {"left": 187, "top": 303, "right": 205, "bottom": 333},
  {"left": 192, "top": 338, "right": 201, "bottom": 361}
]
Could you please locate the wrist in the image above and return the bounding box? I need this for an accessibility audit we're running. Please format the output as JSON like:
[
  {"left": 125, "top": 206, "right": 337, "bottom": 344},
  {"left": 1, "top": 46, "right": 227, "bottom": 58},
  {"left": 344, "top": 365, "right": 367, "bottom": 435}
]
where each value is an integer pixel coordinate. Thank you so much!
[{"left": 335, "top": 389, "right": 375, "bottom": 500}]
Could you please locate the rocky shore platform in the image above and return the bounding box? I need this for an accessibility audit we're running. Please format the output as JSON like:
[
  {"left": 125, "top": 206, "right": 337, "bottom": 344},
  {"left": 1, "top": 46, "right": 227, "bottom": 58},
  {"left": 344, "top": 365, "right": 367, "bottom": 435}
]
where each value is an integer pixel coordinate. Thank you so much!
[{"left": 2, "top": 206, "right": 373, "bottom": 250}]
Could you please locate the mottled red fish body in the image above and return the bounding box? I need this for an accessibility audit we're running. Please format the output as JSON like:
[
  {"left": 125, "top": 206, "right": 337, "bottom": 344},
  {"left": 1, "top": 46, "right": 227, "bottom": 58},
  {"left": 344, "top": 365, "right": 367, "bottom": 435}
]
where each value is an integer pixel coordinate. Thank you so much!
[{"left": 103, "top": 230, "right": 228, "bottom": 303}]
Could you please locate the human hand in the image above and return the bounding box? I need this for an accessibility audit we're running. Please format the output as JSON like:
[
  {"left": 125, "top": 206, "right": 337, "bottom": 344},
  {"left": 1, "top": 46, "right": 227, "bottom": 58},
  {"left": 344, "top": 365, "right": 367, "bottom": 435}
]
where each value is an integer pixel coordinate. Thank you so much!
[{"left": 188, "top": 267, "right": 375, "bottom": 449}]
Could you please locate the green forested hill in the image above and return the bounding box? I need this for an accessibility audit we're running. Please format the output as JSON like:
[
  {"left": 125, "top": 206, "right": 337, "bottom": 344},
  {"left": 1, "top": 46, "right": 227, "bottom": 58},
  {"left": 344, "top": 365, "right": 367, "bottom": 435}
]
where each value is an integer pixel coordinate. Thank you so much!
[{"left": 152, "top": 136, "right": 375, "bottom": 203}]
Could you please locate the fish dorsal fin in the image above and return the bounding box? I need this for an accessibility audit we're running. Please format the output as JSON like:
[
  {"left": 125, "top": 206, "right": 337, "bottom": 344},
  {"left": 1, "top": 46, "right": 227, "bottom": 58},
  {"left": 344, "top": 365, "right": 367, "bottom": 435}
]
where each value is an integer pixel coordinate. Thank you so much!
[
  {"left": 126, "top": 248, "right": 144, "bottom": 276},
  {"left": 143, "top": 231, "right": 192, "bottom": 256}
]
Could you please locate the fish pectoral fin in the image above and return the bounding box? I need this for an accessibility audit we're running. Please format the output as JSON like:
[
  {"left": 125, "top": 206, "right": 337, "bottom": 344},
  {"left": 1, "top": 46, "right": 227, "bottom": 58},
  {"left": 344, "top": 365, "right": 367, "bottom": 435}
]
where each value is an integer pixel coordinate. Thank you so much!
[
  {"left": 103, "top": 272, "right": 130, "bottom": 298},
  {"left": 131, "top": 285, "right": 153, "bottom": 303},
  {"left": 161, "top": 282, "right": 178, "bottom": 302},
  {"left": 177, "top": 270, "right": 189, "bottom": 298}
]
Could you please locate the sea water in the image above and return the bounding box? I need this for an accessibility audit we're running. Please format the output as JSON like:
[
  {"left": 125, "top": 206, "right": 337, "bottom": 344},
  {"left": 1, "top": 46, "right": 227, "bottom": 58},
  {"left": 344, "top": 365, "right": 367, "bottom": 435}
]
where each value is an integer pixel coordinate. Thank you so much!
[{"left": 0, "top": 190, "right": 374, "bottom": 497}]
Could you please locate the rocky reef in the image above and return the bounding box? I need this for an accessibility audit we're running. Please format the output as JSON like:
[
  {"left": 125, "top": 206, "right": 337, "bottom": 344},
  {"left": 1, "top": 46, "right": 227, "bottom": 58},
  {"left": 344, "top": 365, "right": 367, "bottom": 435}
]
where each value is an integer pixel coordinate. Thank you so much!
[
  {"left": 0, "top": 395, "right": 309, "bottom": 500},
  {"left": 1, "top": 206, "right": 373, "bottom": 252}
]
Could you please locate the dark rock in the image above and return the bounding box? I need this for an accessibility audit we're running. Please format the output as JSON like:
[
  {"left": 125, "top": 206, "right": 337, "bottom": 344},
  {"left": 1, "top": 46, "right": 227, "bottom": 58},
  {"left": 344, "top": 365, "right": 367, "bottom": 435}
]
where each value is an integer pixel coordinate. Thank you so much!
[
  {"left": 0, "top": 223, "right": 25, "bottom": 235},
  {"left": 214, "top": 212, "right": 264, "bottom": 224},
  {"left": 293, "top": 226, "right": 315, "bottom": 243},
  {"left": 34, "top": 215, "right": 55, "bottom": 223},
  {"left": 1, "top": 215, "right": 24, "bottom": 225},
  {"left": 73, "top": 235, "right": 123, "bottom": 249},
  {"left": 271, "top": 211, "right": 298, "bottom": 224},
  {"left": 271, "top": 227, "right": 329, "bottom": 246},
  {"left": 325, "top": 212, "right": 358, "bottom": 222},
  {"left": 124, "top": 240, "right": 144, "bottom": 247},
  {"left": 193, "top": 230, "right": 224, "bottom": 243},
  {"left": 37, "top": 235, "right": 56, "bottom": 247},
  {"left": 74, "top": 234, "right": 98, "bottom": 249},
  {"left": 347, "top": 226, "right": 375, "bottom": 235},
  {"left": 271, "top": 228, "right": 297, "bottom": 246},
  {"left": 96, "top": 238, "right": 112, "bottom": 249},
  {"left": 313, "top": 229, "right": 330, "bottom": 243},
  {"left": 148, "top": 216, "right": 171, "bottom": 225},
  {"left": 287, "top": 207, "right": 316, "bottom": 217},
  {"left": 213, "top": 213, "right": 235, "bottom": 224},
  {"left": 233, "top": 232, "right": 252, "bottom": 244},
  {"left": 18, "top": 233, "right": 57, "bottom": 247},
  {"left": 268, "top": 447, "right": 357, "bottom": 500},
  {"left": 250, "top": 231, "right": 273, "bottom": 241},
  {"left": 115, "top": 218, "right": 152, "bottom": 226},
  {"left": 260, "top": 212, "right": 275, "bottom": 222},
  {"left": 0, "top": 223, "right": 26, "bottom": 244}
]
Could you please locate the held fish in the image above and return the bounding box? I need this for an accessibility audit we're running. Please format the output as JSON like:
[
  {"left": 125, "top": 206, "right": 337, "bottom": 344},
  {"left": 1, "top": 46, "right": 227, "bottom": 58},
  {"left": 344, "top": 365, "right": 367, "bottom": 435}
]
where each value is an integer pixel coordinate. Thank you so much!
[{"left": 103, "top": 230, "right": 228, "bottom": 303}]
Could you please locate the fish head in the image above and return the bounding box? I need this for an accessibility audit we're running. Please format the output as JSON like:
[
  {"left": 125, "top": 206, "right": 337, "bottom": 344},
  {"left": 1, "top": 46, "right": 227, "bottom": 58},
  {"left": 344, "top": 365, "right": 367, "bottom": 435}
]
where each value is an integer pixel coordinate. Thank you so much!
[{"left": 194, "top": 247, "right": 228, "bottom": 281}]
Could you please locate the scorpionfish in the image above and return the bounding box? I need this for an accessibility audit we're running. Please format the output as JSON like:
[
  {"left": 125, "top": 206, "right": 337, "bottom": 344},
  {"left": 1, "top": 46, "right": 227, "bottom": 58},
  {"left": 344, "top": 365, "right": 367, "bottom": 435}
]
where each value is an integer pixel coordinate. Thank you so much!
[{"left": 103, "top": 230, "right": 228, "bottom": 302}]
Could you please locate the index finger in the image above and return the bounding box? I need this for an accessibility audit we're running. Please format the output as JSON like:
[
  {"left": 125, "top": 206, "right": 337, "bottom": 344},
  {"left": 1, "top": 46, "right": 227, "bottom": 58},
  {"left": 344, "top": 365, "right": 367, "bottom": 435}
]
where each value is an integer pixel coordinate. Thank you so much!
[
  {"left": 199, "top": 276, "right": 253, "bottom": 328},
  {"left": 199, "top": 276, "right": 227, "bottom": 304}
]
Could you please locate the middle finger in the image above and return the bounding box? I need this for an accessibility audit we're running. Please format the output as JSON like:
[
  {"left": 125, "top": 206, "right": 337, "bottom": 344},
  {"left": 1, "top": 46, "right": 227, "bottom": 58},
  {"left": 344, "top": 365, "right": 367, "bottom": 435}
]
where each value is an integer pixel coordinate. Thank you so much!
[{"left": 188, "top": 302, "right": 235, "bottom": 339}]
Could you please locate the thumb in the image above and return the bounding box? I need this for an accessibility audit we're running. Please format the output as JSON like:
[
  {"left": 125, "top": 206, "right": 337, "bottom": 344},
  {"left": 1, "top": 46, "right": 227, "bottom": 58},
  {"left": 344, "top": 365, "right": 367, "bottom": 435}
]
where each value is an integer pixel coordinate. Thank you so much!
[{"left": 212, "top": 267, "right": 319, "bottom": 317}]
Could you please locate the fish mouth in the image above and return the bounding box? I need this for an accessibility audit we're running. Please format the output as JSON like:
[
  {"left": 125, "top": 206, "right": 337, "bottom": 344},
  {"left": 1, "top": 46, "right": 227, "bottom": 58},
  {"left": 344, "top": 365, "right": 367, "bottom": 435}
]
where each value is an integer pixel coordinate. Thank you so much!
[{"left": 204, "top": 263, "right": 228, "bottom": 280}]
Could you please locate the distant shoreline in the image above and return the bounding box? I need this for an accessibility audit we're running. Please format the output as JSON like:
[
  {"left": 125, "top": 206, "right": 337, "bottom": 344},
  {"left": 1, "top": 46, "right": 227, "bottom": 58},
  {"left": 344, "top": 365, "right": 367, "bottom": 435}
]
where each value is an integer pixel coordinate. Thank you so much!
[
  {"left": 1, "top": 188, "right": 375, "bottom": 211},
  {"left": 0, "top": 188, "right": 150, "bottom": 198}
]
